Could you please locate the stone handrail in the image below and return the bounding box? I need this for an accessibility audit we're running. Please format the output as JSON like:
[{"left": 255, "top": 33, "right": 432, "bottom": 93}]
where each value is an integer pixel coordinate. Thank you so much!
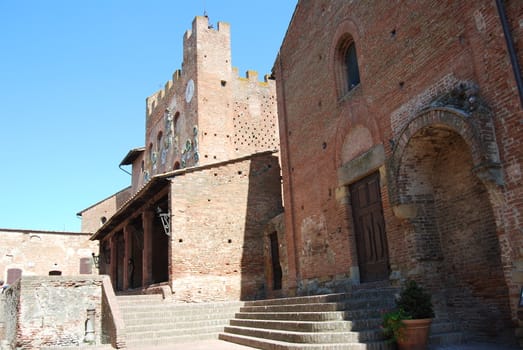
[{"left": 101, "top": 276, "right": 127, "bottom": 349}]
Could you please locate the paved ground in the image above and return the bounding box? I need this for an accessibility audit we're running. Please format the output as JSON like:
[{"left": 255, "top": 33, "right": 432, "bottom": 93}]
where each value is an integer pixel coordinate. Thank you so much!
[
  {"left": 430, "top": 343, "right": 520, "bottom": 350},
  {"left": 127, "top": 339, "right": 521, "bottom": 350},
  {"left": 127, "top": 339, "right": 253, "bottom": 350}
]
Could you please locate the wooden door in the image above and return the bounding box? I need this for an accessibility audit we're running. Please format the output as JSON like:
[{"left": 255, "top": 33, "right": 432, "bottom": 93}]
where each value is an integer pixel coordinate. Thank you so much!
[{"left": 350, "top": 172, "right": 389, "bottom": 282}]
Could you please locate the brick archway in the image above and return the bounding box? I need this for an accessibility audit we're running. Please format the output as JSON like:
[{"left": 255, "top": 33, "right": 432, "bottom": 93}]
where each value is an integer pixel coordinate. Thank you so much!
[
  {"left": 388, "top": 106, "right": 503, "bottom": 208},
  {"left": 387, "top": 107, "right": 513, "bottom": 342}
]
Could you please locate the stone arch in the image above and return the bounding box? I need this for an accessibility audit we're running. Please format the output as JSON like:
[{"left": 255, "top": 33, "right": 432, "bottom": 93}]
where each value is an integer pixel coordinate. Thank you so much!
[
  {"left": 387, "top": 105, "right": 513, "bottom": 341},
  {"left": 389, "top": 106, "right": 503, "bottom": 207}
]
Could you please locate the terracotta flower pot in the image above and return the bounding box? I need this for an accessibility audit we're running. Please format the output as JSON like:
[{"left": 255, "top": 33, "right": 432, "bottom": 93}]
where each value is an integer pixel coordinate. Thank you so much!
[{"left": 397, "top": 318, "right": 432, "bottom": 350}]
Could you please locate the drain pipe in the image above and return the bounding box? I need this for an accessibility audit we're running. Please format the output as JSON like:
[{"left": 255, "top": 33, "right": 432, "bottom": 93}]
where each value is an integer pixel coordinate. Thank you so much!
[{"left": 495, "top": 0, "right": 523, "bottom": 108}]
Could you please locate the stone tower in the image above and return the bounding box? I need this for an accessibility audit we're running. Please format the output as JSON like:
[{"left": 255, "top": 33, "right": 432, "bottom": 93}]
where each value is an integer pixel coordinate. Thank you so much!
[{"left": 141, "top": 16, "right": 278, "bottom": 189}]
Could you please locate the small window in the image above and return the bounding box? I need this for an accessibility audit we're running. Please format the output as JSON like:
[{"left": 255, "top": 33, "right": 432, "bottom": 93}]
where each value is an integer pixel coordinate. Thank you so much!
[
  {"left": 7, "top": 268, "right": 22, "bottom": 284},
  {"left": 157, "top": 131, "right": 163, "bottom": 153},
  {"left": 148, "top": 142, "right": 154, "bottom": 161},
  {"left": 79, "top": 257, "right": 92, "bottom": 274},
  {"left": 174, "top": 112, "right": 180, "bottom": 132},
  {"left": 100, "top": 216, "right": 107, "bottom": 225}
]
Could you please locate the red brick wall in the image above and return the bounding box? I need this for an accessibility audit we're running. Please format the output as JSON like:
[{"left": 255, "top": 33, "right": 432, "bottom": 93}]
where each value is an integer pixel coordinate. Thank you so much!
[
  {"left": 169, "top": 152, "right": 282, "bottom": 302},
  {"left": 275, "top": 0, "right": 522, "bottom": 343},
  {"left": 79, "top": 188, "right": 132, "bottom": 233}
]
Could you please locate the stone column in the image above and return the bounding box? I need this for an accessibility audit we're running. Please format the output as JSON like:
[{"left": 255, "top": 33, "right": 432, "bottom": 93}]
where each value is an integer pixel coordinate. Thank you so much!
[
  {"left": 123, "top": 225, "right": 132, "bottom": 290},
  {"left": 110, "top": 235, "right": 118, "bottom": 288},
  {"left": 142, "top": 210, "right": 154, "bottom": 286}
]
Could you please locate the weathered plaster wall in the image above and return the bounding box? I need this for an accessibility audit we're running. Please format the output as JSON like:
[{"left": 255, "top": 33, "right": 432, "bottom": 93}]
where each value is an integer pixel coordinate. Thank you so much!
[{"left": 0, "top": 229, "right": 98, "bottom": 282}]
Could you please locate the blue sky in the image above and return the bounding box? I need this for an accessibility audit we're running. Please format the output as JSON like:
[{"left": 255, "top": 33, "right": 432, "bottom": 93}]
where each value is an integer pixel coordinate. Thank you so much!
[{"left": 0, "top": 1, "right": 296, "bottom": 232}]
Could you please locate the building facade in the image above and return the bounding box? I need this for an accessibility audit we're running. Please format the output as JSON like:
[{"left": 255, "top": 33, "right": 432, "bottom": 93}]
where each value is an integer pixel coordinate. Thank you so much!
[
  {"left": 87, "top": 16, "right": 283, "bottom": 302},
  {"left": 273, "top": 0, "right": 522, "bottom": 344}
]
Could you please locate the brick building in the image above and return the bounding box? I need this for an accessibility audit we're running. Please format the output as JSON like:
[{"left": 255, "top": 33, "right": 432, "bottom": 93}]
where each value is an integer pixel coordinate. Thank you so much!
[
  {"left": 273, "top": 0, "right": 522, "bottom": 345},
  {"left": 85, "top": 16, "right": 282, "bottom": 302}
]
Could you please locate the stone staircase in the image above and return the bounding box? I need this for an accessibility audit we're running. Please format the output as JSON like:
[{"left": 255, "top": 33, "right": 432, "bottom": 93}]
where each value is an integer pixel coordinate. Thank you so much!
[
  {"left": 219, "top": 287, "right": 463, "bottom": 350},
  {"left": 117, "top": 294, "right": 243, "bottom": 348}
]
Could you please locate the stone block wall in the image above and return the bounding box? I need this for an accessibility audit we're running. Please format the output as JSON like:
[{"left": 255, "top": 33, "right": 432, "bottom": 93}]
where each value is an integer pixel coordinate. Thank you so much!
[{"left": 4, "top": 276, "right": 104, "bottom": 349}]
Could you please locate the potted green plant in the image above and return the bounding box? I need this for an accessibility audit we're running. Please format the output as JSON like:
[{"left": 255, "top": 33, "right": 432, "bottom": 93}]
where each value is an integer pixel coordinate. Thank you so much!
[{"left": 382, "top": 280, "right": 435, "bottom": 350}]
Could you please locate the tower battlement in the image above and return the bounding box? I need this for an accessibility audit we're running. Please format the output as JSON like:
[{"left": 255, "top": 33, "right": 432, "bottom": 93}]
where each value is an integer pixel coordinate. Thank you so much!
[
  {"left": 145, "top": 69, "right": 182, "bottom": 117},
  {"left": 233, "top": 67, "right": 273, "bottom": 86},
  {"left": 184, "top": 16, "right": 230, "bottom": 42}
]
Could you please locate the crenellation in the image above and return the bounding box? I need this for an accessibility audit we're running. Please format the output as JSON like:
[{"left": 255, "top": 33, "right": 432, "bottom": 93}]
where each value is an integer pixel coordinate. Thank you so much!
[
  {"left": 232, "top": 68, "right": 275, "bottom": 87},
  {"left": 246, "top": 70, "right": 258, "bottom": 82}
]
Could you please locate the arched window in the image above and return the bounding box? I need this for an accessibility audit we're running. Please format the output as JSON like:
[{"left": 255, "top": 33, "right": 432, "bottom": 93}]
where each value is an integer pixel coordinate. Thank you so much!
[{"left": 336, "top": 34, "right": 361, "bottom": 97}]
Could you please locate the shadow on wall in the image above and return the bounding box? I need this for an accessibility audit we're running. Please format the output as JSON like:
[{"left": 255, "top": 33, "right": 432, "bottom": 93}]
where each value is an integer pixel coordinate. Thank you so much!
[{"left": 240, "top": 154, "right": 283, "bottom": 300}]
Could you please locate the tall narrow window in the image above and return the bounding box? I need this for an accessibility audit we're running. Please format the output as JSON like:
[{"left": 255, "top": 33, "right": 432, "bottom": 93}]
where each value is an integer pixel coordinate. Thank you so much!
[
  {"left": 345, "top": 42, "right": 360, "bottom": 90},
  {"left": 335, "top": 34, "right": 361, "bottom": 97}
]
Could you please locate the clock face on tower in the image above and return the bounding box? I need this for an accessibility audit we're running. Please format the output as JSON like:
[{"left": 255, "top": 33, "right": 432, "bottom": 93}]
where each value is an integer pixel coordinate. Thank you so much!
[{"left": 185, "top": 79, "right": 194, "bottom": 103}]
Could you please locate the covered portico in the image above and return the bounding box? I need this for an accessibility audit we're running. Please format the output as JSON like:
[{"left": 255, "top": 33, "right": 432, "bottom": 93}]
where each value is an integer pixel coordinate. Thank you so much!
[{"left": 91, "top": 176, "right": 170, "bottom": 292}]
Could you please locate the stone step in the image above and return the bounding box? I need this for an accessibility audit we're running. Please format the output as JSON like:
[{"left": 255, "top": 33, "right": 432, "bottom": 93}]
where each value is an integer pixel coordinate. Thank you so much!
[
  {"left": 239, "top": 299, "right": 392, "bottom": 314},
  {"left": 431, "top": 319, "right": 460, "bottom": 334},
  {"left": 125, "top": 317, "right": 231, "bottom": 332},
  {"left": 122, "top": 309, "right": 238, "bottom": 322},
  {"left": 229, "top": 317, "right": 383, "bottom": 333},
  {"left": 430, "top": 331, "right": 464, "bottom": 346},
  {"left": 123, "top": 310, "right": 235, "bottom": 324},
  {"left": 243, "top": 289, "right": 398, "bottom": 307},
  {"left": 119, "top": 300, "right": 243, "bottom": 311},
  {"left": 219, "top": 332, "right": 394, "bottom": 350},
  {"left": 234, "top": 310, "right": 348, "bottom": 321},
  {"left": 234, "top": 308, "right": 386, "bottom": 322},
  {"left": 223, "top": 325, "right": 385, "bottom": 344},
  {"left": 126, "top": 324, "right": 226, "bottom": 341}
]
